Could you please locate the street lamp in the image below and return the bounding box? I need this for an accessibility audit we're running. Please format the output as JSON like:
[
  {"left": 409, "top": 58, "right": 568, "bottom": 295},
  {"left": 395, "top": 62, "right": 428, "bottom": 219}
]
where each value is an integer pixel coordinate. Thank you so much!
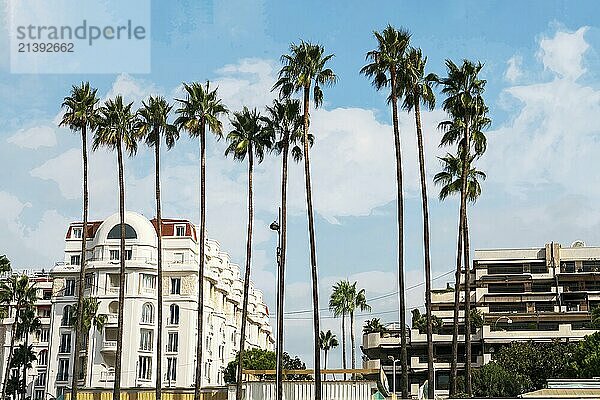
[
  {"left": 387, "top": 355, "right": 401, "bottom": 396},
  {"left": 271, "top": 208, "right": 283, "bottom": 400},
  {"left": 493, "top": 316, "right": 513, "bottom": 331}
]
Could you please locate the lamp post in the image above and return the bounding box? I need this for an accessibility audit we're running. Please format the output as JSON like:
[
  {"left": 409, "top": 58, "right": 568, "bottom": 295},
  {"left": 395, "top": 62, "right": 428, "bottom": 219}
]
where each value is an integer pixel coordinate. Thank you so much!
[
  {"left": 387, "top": 355, "right": 401, "bottom": 396},
  {"left": 493, "top": 316, "right": 513, "bottom": 331},
  {"left": 270, "top": 209, "right": 282, "bottom": 400}
]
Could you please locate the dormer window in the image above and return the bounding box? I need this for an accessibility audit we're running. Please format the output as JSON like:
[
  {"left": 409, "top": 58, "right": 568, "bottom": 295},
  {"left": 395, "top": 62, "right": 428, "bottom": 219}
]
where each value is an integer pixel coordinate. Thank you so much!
[
  {"left": 72, "top": 228, "right": 82, "bottom": 239},
  {"left": 175, "top": 225, "right": 186, "bottom": 237}
]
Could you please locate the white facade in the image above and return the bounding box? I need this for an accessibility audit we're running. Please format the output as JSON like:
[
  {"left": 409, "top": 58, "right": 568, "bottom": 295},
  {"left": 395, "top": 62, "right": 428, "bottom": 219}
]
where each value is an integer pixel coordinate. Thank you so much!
[
  {"left": 0, "top": 271, "right": 54, "bottom": 400},
  {"left": 44, "top": 212, "right": 273, "bottom": 398}
]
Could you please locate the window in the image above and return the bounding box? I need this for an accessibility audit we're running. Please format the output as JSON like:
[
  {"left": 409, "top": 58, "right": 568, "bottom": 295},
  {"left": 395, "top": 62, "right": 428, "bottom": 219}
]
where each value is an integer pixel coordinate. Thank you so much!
[
  {"left": 39, "top": 328, "right": 49, "bottom": 343},
  {"left": 72, "top": 227, "right": 82, "bottom": 239},
  {"left": 218, "top": 345, "right": 224, "bottom": 360},
  {"left": 166, "top": 357, "right": 177, "bottom": 381},
  {"left": 173, "top": 253, "right": 184, "bottom": 263},
  {"left": 125, "top": 249, "right": 133, "bottom": 260},
  {"left": 141, "top": 274, "right": 156, "bottom": 289},
  {"left": 171, "top": 278, "right": 181, "bottom": 295},
  {"left": 108, "top": 301, "right": 119, "bottom": 315},
  {"left": 43, "top": 290, "right": 52, "bottom": 300},
  {"left": 169, "top": 304, "right": 179, "bottom": 325},
  {"left": 108, "top": 274, "right": 120, "bottom": 287},
  {"left": 175, "top": 225, "right": 186, "bottom": 237},
  {"left": 107, "top": 223, "right": 138, "bottom": 239},
  {"left": 110, "top": 249, "right": 131, "bottom": 261},
  {"left": 138, "top": 356, "right": 152, "bottom": 380},
  {"left": 38, "top": 350, "right": 48, "bottom": 366},
  {"left": 141, "top": 303, "right": 154, "bottom": 324},
  {"left": 70, "top": 255, "right": 81, "bottom": 266},
  {"left": 140, "top": 329, "right": 153, "bottom": 351},
  {"left": 59, "top": 332, "right": 71, "bottom": 353},
  {"left": 57, "top": 359, "right": 69, "bottom": 381},
  {"left": 64, "top": 279, "right": 75, "bottom": 296},
  {"left": 61, "top": 305, "right": 73, "bottom": 326},
  {"left": 34, "top": 390, "right": 45, "bottom": 400},
  {"left": 78, "top": 356, "right": 86, "bottom": 380},
  {"left": 167, "top": 332, "right": 178, "bottom": 352},
  {"left": 38, "top": 308, "right": 51, "bottom": 318},
  {"left": 110, "top": 250, "right": 119, "bottom": 260},
  {"left": 85, "top": 273, "right": 94, "bottom": 289},
  {"left": 35, "top": 371, "right": 46, "bottom": 386},
  {"left": 204, "top": 361, "right": 211, "bottom": 381}
]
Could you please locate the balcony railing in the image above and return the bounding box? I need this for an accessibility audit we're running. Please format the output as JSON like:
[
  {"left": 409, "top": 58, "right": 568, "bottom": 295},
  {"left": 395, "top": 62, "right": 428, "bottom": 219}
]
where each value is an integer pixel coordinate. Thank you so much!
[{"left": 100, "top": 370, "right": 115, "bottom": 382}]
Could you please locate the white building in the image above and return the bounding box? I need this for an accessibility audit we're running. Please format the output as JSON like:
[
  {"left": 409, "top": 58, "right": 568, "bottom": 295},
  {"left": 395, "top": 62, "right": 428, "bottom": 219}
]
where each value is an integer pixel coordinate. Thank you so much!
[{"left": 44, "top": 211, "right": 274, "bottom": 398}]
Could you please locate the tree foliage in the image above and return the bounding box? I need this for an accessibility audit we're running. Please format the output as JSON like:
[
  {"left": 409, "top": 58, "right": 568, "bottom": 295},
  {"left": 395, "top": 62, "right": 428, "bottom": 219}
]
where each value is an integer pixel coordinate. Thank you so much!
[
  {"left": 223, "top": 348, "right": 308, "bottom": 384},
  {"left": 460, "top": 362, "right": 532, "bottom": 398},
  {"left": 411, "top": 309, "right": 443, "bottom": 334},
  {"left": 363, "top": 318, "right": 388, "bottom": 335}
]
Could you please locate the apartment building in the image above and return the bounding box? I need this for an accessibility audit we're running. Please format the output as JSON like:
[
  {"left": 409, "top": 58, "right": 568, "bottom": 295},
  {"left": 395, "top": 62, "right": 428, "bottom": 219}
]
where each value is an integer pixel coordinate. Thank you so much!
[
  {"left": 362, "top": 241, "right": 600, "bottom": 397},
  {"left": 0, "top": 271, "right": 54, "bottom": 400},
  {"left": 36, "top": 211, "right": 272, "bottom": 399}
]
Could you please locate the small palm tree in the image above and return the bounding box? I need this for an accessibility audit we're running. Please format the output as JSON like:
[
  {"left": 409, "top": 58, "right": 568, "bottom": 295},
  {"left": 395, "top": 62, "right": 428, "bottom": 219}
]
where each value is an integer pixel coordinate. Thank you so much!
[
  {"left": 319, "top": 330, "right": 339, "bottom": 380},
  {"left": 360, "top": 25, "right": 411, "bottom": 399},
  {"left": 175, "top": 82, "right": 228, "bottom": 399},
  {"left": 263, "top": 98, "right": 305, "bottom": 399},
  {"left": 136, "top": 96, "right": 179, "bottom": 400},
  {"left": 93, "top": 95, "right": 137, "bottom": 400},
  {"left": 9, "top": 343, "right": 36, "bottom": 400},
  {"left": 225, "top": 107, "right": 273, "bottom": 400},
  {"left": 329, "top": 280, "right": 352, "bottom": 379},
  {"left": 363, "top": 318, "right": 388, "bottom": 335},
  {"left": 348, "top": 283, "right": 371, "bottom": 374},
  {"left": 0, "top": 255, "right": 11, "bottom": 274},
  {"left": 59, "top": 82, "right": 99, "bottom": 400},
  {"left": 273, "top": 42, "right": 337, "bottom": 399},
  {"left": 70, "top": 297, "right": 108, "bottom": 382},
  {"left": 434, "top": 151, "right": 486, "bottom": 396},
  {"left": 16, "top": 306, "right": 40, "bottom": 399},
  {"left": 0, "top": 275, "right": 37, "bottom": 400},
  {"left": 397, "top": 46, "right": 438, "bottom": 398}
]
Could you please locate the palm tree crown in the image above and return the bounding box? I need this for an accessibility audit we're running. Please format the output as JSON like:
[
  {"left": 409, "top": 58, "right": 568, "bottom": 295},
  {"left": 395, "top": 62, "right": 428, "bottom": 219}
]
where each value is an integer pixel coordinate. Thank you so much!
[
  {"left": 174, "top": 81, "right": 228, "bottom": 138},
  {"left": 264, "top": 99, "right": 308, "bottom": 161},
  {"left": 319, "top": 330, "right": 339, "bottom": 352},
  {"left": 273, "top": 41, "right": 337, "bottom": 105},
  {"left": 136, "top": 96, "right": 179, "bottom": 148},
  {"left": 93, "top": 96, "right": 137, "bottom": 155},
  {"left": 397, "top": 47, "right": 437, "bottom": 112},
  {"left": 59, "top": 82, "right": 99, "bottom": 131},
  {"left": 434, "top": 153, "right": 487, "bottom": 202},
  {"left": 225, "top": 107, "right": 273, "bottom": 162}
]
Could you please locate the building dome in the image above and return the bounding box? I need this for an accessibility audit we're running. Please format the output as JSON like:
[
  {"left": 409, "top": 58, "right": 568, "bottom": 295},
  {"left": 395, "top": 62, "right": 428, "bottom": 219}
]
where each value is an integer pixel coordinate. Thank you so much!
[{"left": 94, "top": 211, "right": 157, "bottom": 246}]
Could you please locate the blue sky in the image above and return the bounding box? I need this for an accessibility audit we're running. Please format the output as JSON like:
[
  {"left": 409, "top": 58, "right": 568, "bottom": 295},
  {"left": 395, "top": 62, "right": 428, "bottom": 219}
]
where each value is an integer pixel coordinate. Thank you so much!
[{"left": 2, "top": 0, "right": 600, "bottom": 366}]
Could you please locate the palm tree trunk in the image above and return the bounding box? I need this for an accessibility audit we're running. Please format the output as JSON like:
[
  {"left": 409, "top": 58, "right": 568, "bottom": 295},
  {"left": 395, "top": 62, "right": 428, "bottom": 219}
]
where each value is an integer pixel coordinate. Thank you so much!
[
  {"left": 2, "top": 298, "right": 18, "bottom": 397},
  {"left": 194, "top": 123, "right": 207, "bottom": 400},
  {"left": 21, "top": 333, "right": 29, "bottom": 400},
  {"left": 463, "top": 204, "right": 472, "bottom": 397},
  {"left": 303, "top": 84, "right": 322, "bottom": 399},
  {"left": 350, "top": 311, "right": 356, "bottom": 378},
  {"left": 341, "top": 314, "right": 346, "bottom": 380},
  {"left": 414, "top": 102, "right": 435, "bottom": 398},
  {"left": 72, "top": 124, "right": 89, "bottom": 400},
  {"left": 459, "top": 121, "right": 472, "bottom": 397},
  {"left": 450, "top": 224, "right": 463, "bottom": 395},
  {"left": 113, "top": 140, "right": 126, "bottom": 400},
  {"left": 155, "top": 138, "right": 163, "bottom": 400},
  {"left": 324, "top": 349, "right": 328, "bottom": 381},
  {"left": 390, "top": 67, "right": 408, "bottom": 399},
  {"left": 276, "top": 135, "right": 289, "bottom": 400},
  {"left": 236, "top": 146, "right": 254, "bottom": 400}
]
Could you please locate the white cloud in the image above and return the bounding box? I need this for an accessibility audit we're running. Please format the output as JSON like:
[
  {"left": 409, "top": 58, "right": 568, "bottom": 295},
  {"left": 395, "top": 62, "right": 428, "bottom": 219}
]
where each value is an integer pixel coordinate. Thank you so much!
[
  {"left": 538, "top": 26, "right": 589, "bottom": 80},
  {"left": 504, "top": 55, "right": 523, "bottom": 83},
  {"left": 7, "top": 125, "right": 57, "bottom": 149}
]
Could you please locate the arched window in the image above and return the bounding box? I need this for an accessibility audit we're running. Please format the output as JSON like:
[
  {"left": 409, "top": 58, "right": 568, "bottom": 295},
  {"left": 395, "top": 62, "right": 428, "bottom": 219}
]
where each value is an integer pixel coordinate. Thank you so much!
[
  {"left": 61, "top": 305, "right": 73, "bottom": 327},
  {"left": 108, "top": 301, "right": 119, "bottom": 315},
  {"left": 169, "top": 304, "right": 179, "bottom": 325},
  {"left": 141, "top": 303, "right": 154, "bottom": 324},
  {"left": 107, "top": 224, "right": 138, "bottom": 240}
]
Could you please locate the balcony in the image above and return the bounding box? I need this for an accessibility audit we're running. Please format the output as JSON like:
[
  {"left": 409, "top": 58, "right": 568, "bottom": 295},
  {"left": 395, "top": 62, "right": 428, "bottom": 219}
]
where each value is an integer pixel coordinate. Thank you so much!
[
  {"left": 101, "top": 341, "right": 117, "bottom": 352},
  {"left": 100, "top": 369, "right": 115, "bottom": 382}
]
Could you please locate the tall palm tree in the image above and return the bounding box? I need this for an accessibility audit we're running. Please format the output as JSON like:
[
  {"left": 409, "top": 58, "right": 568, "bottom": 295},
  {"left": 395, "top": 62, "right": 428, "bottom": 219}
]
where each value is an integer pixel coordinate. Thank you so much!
[
  {"left": 93, "top": 95, "right": 137, "bottom": 400},
  {"left": 70, "top": 297, "right": 108, "bottom": 383},
  {"left": 434, "top": 152, "right": 486, "bottom": 395},
  {"left": 319, "top": 330, "right": 338, "bottom": 380},
  {"left": 136, "top": 96, "right": 179, "bottom": 400},
  {"left": 0, "top": 275, "right": 37, "bottom": 400},
  {"left": 9, "top": 343, "right": 36, "bottom": 400},
  {"left": 59, "top": 82, "right": 99, "bottom": 400},
  {"left": 263, "top": 98, "right": 305, "bottom": 400},
  {"left": 329, "top": 280, "right": 351, "bottom": 379},
  {"left": 397, "top": 46, "right": 437, "bottom": 398},
  {"left": 348, "top": 283, "right": 371, "bottom": 374},
  {"left": 438, "top": 60, "right": 488, "bottom": 396},
  {"left": 16, "top": 306, "right": 40, "bottom": 400},
  {"left": 174, "top": 82, "right": 228, "bottom": 400},
  {"left": 225, "top": 107, "right": 273, "bottom": 400},
  {"left": 360, "top": 25, "right": 411, "bottom": 398},
  {"left": 273, "top": 42, "right": 337, "bottom": 399}
]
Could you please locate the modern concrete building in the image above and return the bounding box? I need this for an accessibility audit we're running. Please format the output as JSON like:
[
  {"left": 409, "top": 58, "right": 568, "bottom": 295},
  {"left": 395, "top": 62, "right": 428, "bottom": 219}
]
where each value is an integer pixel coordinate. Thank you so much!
[
  {"left": 0, "top": 211, "right": 274, "bottom": 399},
  {"left": 0, "top": 270, "right": 54, "bottom": 400},
  {"left": 362, "top": 241, "right": 600, "bottom": 398}
]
